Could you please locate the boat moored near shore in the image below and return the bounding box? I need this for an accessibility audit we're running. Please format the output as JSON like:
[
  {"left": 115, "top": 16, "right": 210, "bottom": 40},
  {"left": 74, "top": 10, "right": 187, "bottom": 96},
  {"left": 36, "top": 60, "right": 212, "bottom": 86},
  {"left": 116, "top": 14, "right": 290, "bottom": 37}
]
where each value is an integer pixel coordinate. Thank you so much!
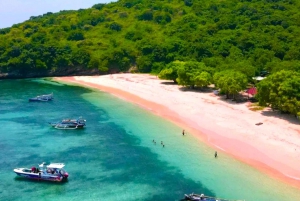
[
  {"left": 49, "top": 117, "right": 86, "bottom": 129},
  {"left": 184, "top": 193, "right": 244, "bottom": 201},
  {"left": 13, "top": 162, "right": 68, "bottom": 182},
  {"left": 29, "top": 93, "right": 53, "bottom": 102}
]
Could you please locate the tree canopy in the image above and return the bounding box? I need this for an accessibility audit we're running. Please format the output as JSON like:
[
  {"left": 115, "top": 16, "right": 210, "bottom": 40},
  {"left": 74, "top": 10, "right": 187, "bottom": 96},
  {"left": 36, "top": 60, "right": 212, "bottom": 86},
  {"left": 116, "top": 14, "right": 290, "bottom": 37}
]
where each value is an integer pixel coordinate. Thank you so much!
[
  {"left": 176, "top": 61, "right": 213, "bottom": 88},
  {"left": 213, "top": 70, "right": 248, "bottom": 99},
  {"left": 1, "top": 0, "right": 300, "bottom": 78},
  {"left": 1, "top": 0, "right": 300, "bottom": 115},
  {"left": 256, "top": 70, "right": 300, "bottom": 116}
]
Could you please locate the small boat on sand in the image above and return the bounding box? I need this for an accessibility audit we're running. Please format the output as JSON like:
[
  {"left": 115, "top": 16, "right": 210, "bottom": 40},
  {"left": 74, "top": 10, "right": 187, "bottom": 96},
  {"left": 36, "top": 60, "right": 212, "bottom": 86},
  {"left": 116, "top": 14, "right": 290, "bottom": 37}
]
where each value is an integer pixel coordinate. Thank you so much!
[
  {"left": 29, "top": 93, "right": 53, "bottom": 102},
  {"left": 184, "top": 193, "right": 244, "bottom": 201},
  {"left": 49, "top": 117, "right": 86, "bottom": 129},
  {"left": 13, "top": 162, "right": 68, "bottom": 182}
]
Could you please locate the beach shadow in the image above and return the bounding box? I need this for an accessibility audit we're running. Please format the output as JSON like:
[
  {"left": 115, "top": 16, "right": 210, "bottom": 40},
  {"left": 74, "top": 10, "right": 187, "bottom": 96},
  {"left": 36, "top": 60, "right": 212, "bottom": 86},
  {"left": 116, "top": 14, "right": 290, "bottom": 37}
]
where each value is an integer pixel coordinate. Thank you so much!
[
  {"left": 182, "top": 87, "right": 249, "bottom": 104},
  {"left": 215, "top": 95, "right": 249, "bottom": 105},
  {"left": 261, "top": 109, "right": 300, "bottom": 125},
  {"left": 160, "top": 81, "right": 177, "bottom": 85},
  {"left": 160, "top": 81, "right": 252, "bottom": 106},
  {"left": 177, "top": 85, "right": 249, "bottom": 105},
  {"left": 178, "top": 86, "right": 215, "bottom": 94}
]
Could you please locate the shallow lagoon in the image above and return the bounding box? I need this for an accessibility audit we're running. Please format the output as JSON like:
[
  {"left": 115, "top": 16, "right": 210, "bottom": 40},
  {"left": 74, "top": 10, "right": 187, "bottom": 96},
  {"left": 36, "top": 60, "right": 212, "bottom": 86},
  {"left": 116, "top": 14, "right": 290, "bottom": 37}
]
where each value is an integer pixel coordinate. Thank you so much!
[{"left": 0, "top": 79, "right": 299, "bottom": 201}]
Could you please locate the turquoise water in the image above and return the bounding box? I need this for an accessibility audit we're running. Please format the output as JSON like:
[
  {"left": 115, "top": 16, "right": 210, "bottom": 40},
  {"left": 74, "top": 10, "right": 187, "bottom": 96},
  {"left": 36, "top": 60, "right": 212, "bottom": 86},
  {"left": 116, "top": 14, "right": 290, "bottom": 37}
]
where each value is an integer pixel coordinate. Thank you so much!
[{"left": 0, "top": 78, "right": 299, "bottom": 201}]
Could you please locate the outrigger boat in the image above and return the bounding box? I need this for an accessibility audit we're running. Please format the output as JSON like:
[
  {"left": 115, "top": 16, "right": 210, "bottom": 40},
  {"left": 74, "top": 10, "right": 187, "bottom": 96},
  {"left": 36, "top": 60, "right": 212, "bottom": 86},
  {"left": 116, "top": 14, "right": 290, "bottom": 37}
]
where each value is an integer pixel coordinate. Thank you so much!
[
  {"left": 184, "top": 193, "right": 245, "bottom": 201},
  {"left": 29, "top": 93, "right": 53, "bottom": 102},
  {"left": 13, "top": 162, "right": 68, "bottom": 182},
  {"left": 49, "top": 117, "right": 86, "bottom": 129}
]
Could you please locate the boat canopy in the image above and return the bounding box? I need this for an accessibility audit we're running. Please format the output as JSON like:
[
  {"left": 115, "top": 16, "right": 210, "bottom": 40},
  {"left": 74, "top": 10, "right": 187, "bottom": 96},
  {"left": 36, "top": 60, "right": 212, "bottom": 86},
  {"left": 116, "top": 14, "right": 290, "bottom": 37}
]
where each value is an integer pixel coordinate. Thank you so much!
[
  {"left": 47, "top": 163, "right": 65, "bottom": 169},
  {"left": 38, "top": 162, "right": 65, "bottom": 169}
]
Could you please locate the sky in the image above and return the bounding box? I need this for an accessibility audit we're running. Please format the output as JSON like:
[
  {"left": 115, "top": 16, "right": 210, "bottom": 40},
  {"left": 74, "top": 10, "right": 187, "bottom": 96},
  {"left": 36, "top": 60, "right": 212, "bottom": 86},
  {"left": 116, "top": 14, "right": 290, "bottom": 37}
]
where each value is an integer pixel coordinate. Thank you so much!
[{"left": 0, "top": 0, "right": 116, "bottom": 29}]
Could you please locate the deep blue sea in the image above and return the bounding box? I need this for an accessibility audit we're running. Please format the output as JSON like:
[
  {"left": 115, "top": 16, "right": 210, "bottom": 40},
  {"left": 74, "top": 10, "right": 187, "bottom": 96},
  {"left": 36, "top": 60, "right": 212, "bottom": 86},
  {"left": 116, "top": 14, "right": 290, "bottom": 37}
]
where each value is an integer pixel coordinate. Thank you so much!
[{"left": 0, "top": 78, "right": 300, "bottom": 201}]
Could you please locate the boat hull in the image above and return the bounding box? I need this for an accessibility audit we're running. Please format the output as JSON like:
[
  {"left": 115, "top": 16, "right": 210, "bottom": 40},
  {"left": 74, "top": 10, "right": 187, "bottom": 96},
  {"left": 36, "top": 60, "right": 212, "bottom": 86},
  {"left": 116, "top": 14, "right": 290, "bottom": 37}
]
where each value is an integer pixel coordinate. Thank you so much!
[
  {"left": 14, "top": 168, "right": 67, "bottom": 182},
  {"left": 49, "top": 118, "right": 86, "bottom": 129},
  {"left": 29, "top": 98, "right": 52, "bottom": 102},
  {"left": 49, "top": 123, "right": 85, "bottom": 129},
  {"left": 184, "top": 194, "right": 240, "bottom": 201},
  {"left": 29, "top": 93, "right": 53, "bottom": 102}
]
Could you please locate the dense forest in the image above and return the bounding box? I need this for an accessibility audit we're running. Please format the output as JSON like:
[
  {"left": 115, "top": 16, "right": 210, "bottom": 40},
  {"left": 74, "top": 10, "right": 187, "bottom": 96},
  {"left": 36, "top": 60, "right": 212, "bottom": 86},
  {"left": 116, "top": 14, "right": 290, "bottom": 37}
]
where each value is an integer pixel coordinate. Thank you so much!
[{"left": 0, "top": 0, "right": 300, "bottom": 116}]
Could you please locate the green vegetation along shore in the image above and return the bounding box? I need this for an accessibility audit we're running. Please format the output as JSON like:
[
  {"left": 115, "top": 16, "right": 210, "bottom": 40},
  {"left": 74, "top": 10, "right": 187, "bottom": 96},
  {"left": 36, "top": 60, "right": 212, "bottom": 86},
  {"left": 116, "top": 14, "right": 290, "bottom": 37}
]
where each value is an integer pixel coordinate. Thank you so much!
[{"left": 0, "top": 0, "right": 300, "bottom": 116}]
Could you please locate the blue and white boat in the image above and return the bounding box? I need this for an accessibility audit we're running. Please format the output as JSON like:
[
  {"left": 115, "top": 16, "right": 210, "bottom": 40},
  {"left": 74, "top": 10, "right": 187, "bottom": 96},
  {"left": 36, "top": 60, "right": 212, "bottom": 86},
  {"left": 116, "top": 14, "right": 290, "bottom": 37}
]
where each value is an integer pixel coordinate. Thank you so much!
[
  {"left": 184, "top": 193, "right": 244, "bottom": 201},
  {"left": 13, "top": 162, "right": 69, "bottom": 182},
  {"left": 29, "top": 93, "right": 53, "bottom": 102},
  {"left": 49, "top": 117, "right": 86, "bottom": 129}
]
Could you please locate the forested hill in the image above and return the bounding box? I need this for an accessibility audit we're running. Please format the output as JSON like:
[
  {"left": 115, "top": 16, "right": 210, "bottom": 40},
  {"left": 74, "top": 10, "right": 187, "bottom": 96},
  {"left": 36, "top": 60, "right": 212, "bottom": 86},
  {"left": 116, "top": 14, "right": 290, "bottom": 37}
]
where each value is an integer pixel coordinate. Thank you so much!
[{"left": 0, "top": 0, "right": 300, "bottom": 78}]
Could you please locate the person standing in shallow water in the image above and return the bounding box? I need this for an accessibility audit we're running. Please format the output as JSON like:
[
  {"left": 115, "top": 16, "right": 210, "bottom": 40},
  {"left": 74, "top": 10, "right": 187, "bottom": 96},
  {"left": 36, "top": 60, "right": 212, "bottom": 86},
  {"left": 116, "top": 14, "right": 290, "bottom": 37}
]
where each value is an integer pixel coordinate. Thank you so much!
[
  {"left": 215, "top": 151, "right": 218, "bottom": 158},
  {"left": 182, "top": 130, "right": 185, "bottom": 136}
]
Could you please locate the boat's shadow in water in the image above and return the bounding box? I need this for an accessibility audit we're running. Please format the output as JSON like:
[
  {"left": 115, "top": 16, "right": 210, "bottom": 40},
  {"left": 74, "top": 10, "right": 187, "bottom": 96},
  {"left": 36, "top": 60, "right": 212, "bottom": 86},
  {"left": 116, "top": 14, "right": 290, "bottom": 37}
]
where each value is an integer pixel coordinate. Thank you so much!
[{"left": 14, "top": 177, "right": 69, "bottom": 185}]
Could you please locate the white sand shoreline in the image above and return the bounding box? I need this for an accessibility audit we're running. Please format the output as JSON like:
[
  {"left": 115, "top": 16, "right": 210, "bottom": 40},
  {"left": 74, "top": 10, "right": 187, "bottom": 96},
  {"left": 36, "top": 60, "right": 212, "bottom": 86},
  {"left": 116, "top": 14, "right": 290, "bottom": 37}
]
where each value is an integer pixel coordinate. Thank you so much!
[{"left": 56, "top": 74, "right": 300, "bottom": 188}]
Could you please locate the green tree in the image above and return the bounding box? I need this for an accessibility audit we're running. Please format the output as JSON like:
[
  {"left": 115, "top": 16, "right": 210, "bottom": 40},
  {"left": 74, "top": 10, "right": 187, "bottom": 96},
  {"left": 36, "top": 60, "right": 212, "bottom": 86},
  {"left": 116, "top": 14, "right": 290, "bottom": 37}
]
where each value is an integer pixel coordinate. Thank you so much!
[
  {"left": 257, "top": 70, "right": 300, "bottom": 115},
  {"left": 136, "top": 55, "right": 152, "bottom": 72},
  {"left": 213, "top": 70, "right": 248, "bottom": 99},
  {"left": 67, "top": 31, "right": 84, "bottom": 41},
  {"left": 194, "top": 71, "right": 212, "bottom": 88},
  {"left": 138, "top": 10, "right": 153, "bottom": 21},
  {"left": 92, "top": 3, "right": 106, "bottom": 10},
  {"left": 88, "top": 57, "right": 100, "bottom": 69},
  {"left": 177, "top": 61, "right": 213, "bottom": 88},
  {"left": 158, "top": 60, "right": 184, "bottom": 83},
  {"left": 109, "top": 22, "right": 122, "bottom": 31}
]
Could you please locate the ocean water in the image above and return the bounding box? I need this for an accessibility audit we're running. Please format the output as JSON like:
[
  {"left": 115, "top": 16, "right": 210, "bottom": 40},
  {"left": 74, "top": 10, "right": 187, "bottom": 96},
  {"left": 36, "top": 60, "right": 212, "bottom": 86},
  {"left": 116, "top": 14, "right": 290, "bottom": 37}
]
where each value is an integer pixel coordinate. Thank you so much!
[{"left": 0, "top": 78, "right": 299, "bottom": 201}]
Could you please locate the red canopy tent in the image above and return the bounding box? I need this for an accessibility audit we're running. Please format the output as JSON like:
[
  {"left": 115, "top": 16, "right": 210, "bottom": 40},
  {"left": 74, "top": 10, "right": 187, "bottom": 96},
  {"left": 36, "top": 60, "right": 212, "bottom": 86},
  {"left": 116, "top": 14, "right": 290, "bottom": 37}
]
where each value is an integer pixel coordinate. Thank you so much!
[{"left": 246, "top": 87, "right": 257, "bottom": 95}]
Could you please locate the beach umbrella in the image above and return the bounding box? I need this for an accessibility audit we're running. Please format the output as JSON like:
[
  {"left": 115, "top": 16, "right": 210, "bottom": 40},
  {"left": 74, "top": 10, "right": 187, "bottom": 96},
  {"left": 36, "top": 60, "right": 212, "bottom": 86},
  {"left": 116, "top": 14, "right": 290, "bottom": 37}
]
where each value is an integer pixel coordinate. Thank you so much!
[{"left": 246, "top": 87, "right": 257, "bottom": 95}]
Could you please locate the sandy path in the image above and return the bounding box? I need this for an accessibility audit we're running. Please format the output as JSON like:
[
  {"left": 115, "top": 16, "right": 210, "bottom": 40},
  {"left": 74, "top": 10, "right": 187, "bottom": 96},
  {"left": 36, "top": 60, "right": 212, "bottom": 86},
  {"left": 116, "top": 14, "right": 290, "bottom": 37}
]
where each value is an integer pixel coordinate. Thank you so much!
[{"left": 55, "top": 74, "right": 300, "bottom": 189}]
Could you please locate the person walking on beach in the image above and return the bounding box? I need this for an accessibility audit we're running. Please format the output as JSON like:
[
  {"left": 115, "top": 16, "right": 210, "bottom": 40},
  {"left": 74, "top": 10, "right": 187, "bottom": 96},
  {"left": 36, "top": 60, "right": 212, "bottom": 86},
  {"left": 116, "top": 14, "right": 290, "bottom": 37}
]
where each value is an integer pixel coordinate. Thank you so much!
[
  {"left": 215, "top": 151, "right": 218, "bottom": 158},
  {"left": 182, "top": 129, "right": 185, "bottom": 136}
]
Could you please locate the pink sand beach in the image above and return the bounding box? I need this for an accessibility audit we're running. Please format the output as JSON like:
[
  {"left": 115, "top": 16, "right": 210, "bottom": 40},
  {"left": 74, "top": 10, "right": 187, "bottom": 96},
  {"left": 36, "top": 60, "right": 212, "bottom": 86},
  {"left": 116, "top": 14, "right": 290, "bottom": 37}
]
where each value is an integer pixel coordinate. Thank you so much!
[{"left": 55, "top": 74, "right": 300, "bottom": 189}]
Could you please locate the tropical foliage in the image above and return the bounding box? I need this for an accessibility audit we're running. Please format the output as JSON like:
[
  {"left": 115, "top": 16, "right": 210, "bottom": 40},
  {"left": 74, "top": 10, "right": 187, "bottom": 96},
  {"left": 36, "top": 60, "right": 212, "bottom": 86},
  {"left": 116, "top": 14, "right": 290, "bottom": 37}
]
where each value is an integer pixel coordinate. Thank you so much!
[
  {"left": 256, "top": 70, "right": 300, "bottom": 116},
  {"left": 213, "top": 70, "right": 248, "bottom": 99},
  {"left": 1, "top": 0, "right": 300, "bottom": 115},
  {"left": 1, "top": 0, "right": 300, "bottom": 77}
]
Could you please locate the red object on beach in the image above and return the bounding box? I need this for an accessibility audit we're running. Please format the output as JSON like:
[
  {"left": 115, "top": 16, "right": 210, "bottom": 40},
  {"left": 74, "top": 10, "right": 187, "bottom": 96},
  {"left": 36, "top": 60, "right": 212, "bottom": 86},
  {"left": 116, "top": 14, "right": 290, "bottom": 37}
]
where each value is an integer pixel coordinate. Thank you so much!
[{"left": 247, "top": 87, "right": 257, "bottom": 95}]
